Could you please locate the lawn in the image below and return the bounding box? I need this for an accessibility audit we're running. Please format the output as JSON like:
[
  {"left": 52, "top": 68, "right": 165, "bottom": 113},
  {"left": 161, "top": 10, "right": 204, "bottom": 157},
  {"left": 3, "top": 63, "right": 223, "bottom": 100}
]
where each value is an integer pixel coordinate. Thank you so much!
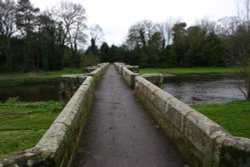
[
  {"left": 140, "top": 67, "right": 238, "bottom": 74},
  {"left": 0, "top": 68, "right": 83, "bottom": 87},
  {"left": 193, "top": 101, "right": 250, "bottom": 138},
  {"left": 0, "top": 98, "right": 63, "bottom": 158}
]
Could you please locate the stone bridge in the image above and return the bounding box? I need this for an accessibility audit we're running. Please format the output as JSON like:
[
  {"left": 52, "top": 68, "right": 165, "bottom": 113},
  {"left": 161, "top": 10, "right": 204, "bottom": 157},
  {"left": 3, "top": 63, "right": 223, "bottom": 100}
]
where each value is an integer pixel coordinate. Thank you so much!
[{"left": 0, "top": 63, "right": 250, "bottom": 167}]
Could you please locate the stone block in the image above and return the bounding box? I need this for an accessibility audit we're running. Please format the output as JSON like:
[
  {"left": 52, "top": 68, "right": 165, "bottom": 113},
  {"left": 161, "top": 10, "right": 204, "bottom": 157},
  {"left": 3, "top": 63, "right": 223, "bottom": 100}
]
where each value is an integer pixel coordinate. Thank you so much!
[
  {"left": 127, "top": 66, "right": 139, "bottom": 73},
  {"left": 212, "top": 135, "right": 230, "bottom": 167},
  {"left": 164, "top": 98, "right": 192, "bottom": 133},
  {"left": 184, "top": 111, "right": 227, "bottom": 166},
  {"left": 138, "top": 78, "right": 149, "bottom": 96},
  {"left": 218, "top": 136, "right": 250, "bottom": 167},
  {"left": 173, "top": 129, "right": 202, "bottom": 167},
  {"left": 144, "top": 83, "right": 160, "bottom": 101},
  {"left": 158, "top": 114, "right": 174, "bottom": 140},
  {"left": 122, "top": 68, "right": 139, "bottom": 88},
  {"left": 83, "top": 66, "right": 97, "bottom": 73},
  {"left": 134, "top": 78, "right": 141, "bottom": 91},
  {"left": 136, "top": 78, "right": 159, "bottom": 104},
  {"left": 152, "top": 89, "right": 172, "bottom": 113},
  {"left": 135, "top": 79, "right": 174, "bottom": 141}
]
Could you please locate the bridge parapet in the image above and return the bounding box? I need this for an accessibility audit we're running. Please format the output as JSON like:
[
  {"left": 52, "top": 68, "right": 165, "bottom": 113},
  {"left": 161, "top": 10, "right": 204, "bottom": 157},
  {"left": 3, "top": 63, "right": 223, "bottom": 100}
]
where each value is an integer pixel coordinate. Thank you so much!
[
  {"left": 114, "top": 62, "right": 163, "bottom": 89},
  {"left": 0, "top": 63, "right": 109, "bottom": 167},
  {"left": 121, "top": 67, "right": 139, "bottom": 88},
  {"left": 140, "top": 74, "right": 164, "bottom": 88},
  {"left": 114, "top": 63, "right": 139, "bottom": 74},
  {"left": 115, "top": 62, "right": 250, "bottom": 167},
  {"left": 134, "top": 74, "right": 250, "bottom": 167},
  {"left": 60, "top": 74, "right": 86, "bottom": 102},
  {"left": 86, "top": 63, "right": 109, "bottom": 85}
]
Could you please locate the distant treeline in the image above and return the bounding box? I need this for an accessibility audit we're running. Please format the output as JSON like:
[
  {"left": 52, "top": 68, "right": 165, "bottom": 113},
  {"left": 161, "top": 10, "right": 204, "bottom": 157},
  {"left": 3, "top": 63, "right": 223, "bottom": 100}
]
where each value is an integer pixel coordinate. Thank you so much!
[
  {"left": 0, "top": 0, "right": 98, "bottom": 72},
  {"left": 1, "top": 0, "right": 250, "bottom": 73},
  {"left": 99, "top": 18, "right": 250, "bottom": 68}
]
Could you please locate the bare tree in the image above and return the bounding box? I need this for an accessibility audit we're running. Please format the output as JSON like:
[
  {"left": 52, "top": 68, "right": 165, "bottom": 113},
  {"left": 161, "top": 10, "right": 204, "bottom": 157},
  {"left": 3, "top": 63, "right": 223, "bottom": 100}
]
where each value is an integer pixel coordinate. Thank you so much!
[
  {"left": 231, "top": 0, "right": 250, "bottom": 99},
  {"left": 245, "top": 0, "right": 250, "bottom": 20},
  {"left": 126, "top": 20, "right": 158, "bottom": 50},
  {"left": 52, "top": 1, "right": 87, "bottom": 51},
  {"left": 236, "top": 0, "right": 250, "bottom": 21},
  {"left": 16, "top": 0, "right": 40, "bottom": 36},
  {"left": 217, "top": 16, "right": 241, "bottom": 35},
  {"left": 0, "top": 0, "right": 17, "bottom": 70},
  {"left": 196, "top": 19, "right": 217, "bottom": 34},
  {"left": 158, "top": 17, "right": 178, "bottom": 47},
  {"left": 233, "top": 22, "right": 250, "bottom": 99},
  {"left": 0, "top": 0, "right": 17, "bottom": 37},
  {"left": 89, "top": 24, "right": 104, "bottom": 48}
]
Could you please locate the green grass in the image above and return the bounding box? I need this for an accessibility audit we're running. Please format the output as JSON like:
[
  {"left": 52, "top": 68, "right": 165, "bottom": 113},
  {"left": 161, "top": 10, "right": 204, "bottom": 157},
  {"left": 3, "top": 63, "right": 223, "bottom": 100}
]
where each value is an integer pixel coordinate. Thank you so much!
[
  {"left": 193, "top": 101, "right": 250, "bottom": 138},
  {"left": 0, "top": 68, "right": 83, "bottom": 87},
  {"left": 140, "top": 67, "right": 238, "bottom": 74},
  {"left": 0, "top": 98, "right": 63, "bottom": 158}
]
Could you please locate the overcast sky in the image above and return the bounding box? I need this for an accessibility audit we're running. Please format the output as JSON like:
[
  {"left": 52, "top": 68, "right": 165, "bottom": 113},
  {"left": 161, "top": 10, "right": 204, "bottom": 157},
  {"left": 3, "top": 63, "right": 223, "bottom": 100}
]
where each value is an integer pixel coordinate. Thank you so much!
[{"left": 32, "top": 0, "right": 237, "bottom": 46}]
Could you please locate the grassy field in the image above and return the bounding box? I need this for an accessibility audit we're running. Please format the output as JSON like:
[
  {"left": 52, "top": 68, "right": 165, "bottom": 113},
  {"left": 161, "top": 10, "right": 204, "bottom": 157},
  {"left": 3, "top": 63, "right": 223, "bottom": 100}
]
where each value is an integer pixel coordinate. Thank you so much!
[
  {"left": 140, "top": 67, "right": 238, "bottom": 74},
  {"left": 193, "top": 101, "right": 250, "bottom": 138},
  {"left": 0, "top": 68, "right": 83, "bottom": 87},
  {"left": 0, "top": 98, "right": 63, "bottom": 158}
]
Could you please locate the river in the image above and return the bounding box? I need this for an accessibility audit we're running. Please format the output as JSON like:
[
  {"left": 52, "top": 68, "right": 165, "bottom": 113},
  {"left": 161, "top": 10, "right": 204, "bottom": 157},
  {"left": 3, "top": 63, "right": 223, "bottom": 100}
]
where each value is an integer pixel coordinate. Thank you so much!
[
  {"left": 163, "top": 74, "right": 246, "bottom": 104},
  {"left": 0, "top": 82, "right": 60, "bottom": 102}
]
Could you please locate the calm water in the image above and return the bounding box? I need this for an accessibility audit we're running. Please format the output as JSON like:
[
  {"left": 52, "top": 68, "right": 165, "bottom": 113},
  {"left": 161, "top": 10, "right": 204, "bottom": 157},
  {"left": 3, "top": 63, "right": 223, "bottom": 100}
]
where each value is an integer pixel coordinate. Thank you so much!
[
  {"left": 163, "top": 74, "right": 246, "bottom": 104},
  {"left": 0, "top": 82, "right": 61, "bottom": 102}
]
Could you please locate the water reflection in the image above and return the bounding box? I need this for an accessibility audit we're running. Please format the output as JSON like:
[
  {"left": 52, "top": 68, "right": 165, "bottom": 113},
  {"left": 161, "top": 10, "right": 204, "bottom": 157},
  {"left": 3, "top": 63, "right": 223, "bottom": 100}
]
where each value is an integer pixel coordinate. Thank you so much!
[{"left": 163, "top": 74, "right": 246, "bottom": 104}]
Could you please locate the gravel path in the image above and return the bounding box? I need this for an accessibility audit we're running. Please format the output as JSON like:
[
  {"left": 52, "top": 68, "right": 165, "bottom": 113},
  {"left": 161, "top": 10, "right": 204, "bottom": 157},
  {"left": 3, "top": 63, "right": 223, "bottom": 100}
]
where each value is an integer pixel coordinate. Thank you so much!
[{"left": 74, "top": 65, "right": 186, "bottom": 167}]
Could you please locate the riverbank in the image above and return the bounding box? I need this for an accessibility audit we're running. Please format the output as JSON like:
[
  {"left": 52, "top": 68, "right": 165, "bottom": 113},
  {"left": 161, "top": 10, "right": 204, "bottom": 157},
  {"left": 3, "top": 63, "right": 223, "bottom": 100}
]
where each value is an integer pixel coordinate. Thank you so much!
[
  {"left": 0, "top": 99, "right": 63, "bottom": 158},
  {"left": 193, "top": 100, "right": 250, "bottom": 138},
  {"left": 140, "top": 67, "right": 238, "bottom": 75},
  {"left": 0, "top": 68, "right": 82, "bottom": 87}
]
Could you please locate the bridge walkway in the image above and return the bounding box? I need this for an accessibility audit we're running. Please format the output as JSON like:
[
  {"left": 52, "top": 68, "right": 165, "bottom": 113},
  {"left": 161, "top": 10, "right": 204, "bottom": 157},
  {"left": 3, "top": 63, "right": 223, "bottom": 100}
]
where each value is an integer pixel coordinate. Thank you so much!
[{"left": 74, "top": 65, "right": 185, "bottom": 167}]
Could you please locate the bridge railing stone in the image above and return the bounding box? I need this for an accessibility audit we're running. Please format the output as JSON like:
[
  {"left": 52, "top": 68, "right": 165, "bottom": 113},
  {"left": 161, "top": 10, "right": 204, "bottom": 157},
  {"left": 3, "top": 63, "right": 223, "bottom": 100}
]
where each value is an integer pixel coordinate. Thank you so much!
[
  {"left": 114, "top": 62, "right": 126, "bottom": 74},
  {"left": 140, "top": 74, "right": 164, "bottom": 88},
  {"left": 60, "top": 74, "right": 86, "bottom": 102},
  {"left": 134, "top": 75, "right": 250, "bottom": 167},
  {"left": 114, "top": 62, "right": 124, "bottom": 69},
  {"left": 0, "top": 63, "right": 109, "bottom": 167},
  {"left": 115, "top": 62, "right": 250, "bottom": 167},
  {"left": 86, "top": 63, "right": 109, "bottom": 86},
  {"left": 121, "top": 67, "right": 139, "bottom": 88},
  {"left": 114, "top": 62, "right": 163, "bottom": 89}
]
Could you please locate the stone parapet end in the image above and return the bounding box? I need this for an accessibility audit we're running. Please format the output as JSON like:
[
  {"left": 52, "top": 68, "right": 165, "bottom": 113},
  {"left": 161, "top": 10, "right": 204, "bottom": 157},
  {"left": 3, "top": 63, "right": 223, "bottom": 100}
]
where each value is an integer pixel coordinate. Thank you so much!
[
  {"left": 141, "top": 74, "right": 164, "bottom": 88},
  {"left": 216, "top": 136, "right": 250, "bottom": 167},
  {"left": 86, "top": 63, "right": 109, "bottom": 85},
  {"left": 122, "top": 67, "right": 139, "bottom": 88}
]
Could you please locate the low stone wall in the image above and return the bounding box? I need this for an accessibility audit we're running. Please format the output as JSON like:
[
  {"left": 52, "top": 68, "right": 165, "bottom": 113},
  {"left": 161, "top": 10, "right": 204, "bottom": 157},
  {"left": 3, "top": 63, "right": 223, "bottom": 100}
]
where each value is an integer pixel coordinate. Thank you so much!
[
  {"left": 122, "top": 67, "right": 139, "bottom": 88},
  {"left": 0, "top": 63, "right": 109, "bottom": 167},
  {"left": 87, "top": 63, "right": 109, "bottom": 86},
  {"left": 217, "top": 136, "right": 250, "bottom": 167},
  {"left": 114, "top": 63, "right": 139, "bottom": 74},
  {"left": 140, "top": 74, "right": 164, "bottom": 88},
  {"left": 115, "top": 63, "right": 250, "bottom": 167},
  {"left": 60, "top": 74, "right": 86, "bottom": 102},
  {"left": 126, "top": 65, "right": 139, "bottom": 73},
  {"left": 114, "top": 62, "right": 125, "bottom": 74},
  {"left": 134, "top": 75, "right": 250, "bottom": 167},
  {"left": 115, "top": 62, "right": 163, "bottom": 89}
]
